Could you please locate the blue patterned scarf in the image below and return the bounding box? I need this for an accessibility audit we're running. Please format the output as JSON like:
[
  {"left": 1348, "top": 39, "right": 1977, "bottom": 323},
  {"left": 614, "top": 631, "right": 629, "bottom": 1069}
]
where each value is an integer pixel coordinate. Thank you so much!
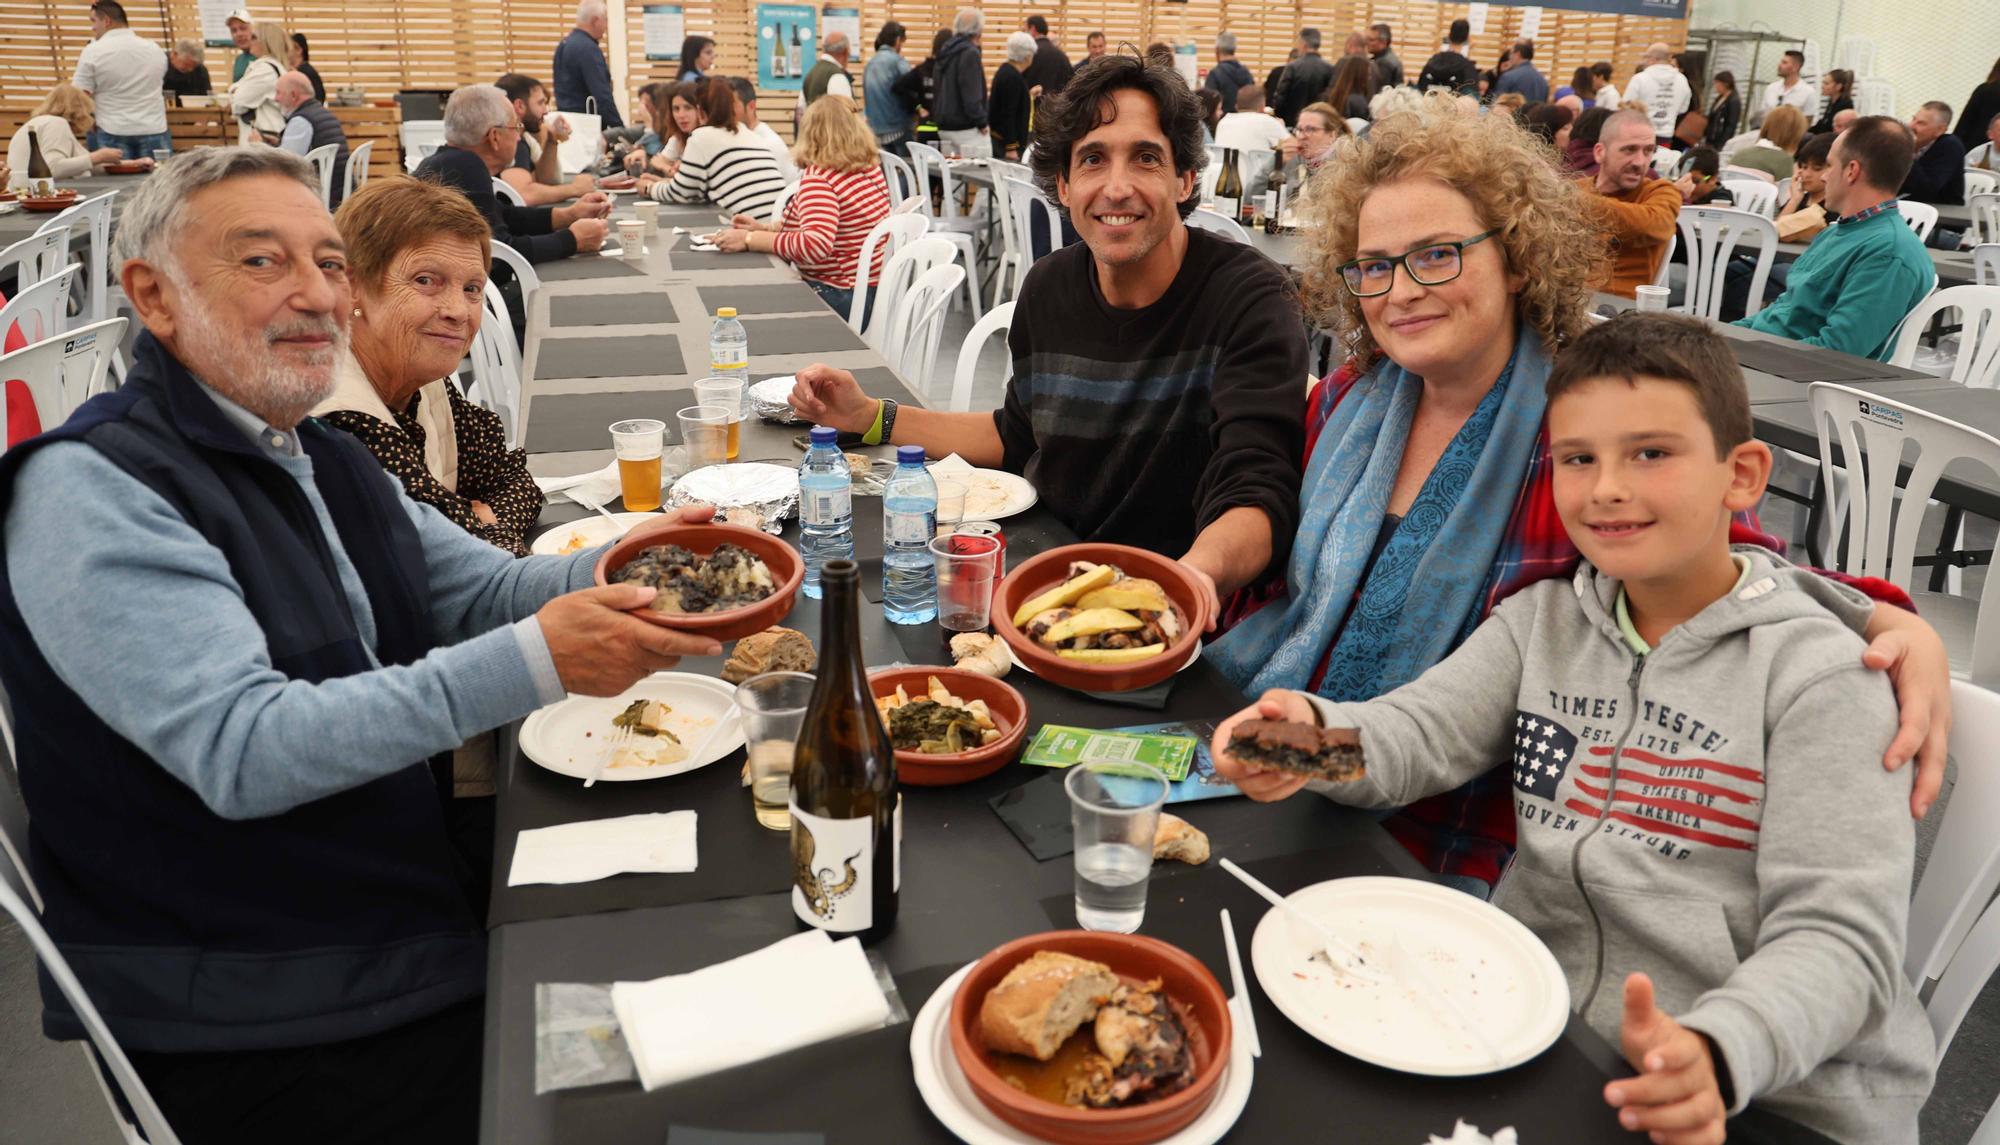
[{"left": 1212, "top": 327, "right": 1552, "bottom": 700}]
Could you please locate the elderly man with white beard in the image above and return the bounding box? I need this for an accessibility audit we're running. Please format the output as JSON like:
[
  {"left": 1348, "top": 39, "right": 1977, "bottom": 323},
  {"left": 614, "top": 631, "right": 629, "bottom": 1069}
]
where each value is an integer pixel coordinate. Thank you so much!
[{"left": 0, "top": 146, "right": 718, "bottom": 1143}]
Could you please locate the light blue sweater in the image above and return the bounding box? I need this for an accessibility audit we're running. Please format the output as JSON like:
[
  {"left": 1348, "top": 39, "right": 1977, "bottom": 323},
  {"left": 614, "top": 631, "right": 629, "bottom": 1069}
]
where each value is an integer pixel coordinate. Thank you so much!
[{"left": 4, "top": 384, "right": 593, "bottom": 820}]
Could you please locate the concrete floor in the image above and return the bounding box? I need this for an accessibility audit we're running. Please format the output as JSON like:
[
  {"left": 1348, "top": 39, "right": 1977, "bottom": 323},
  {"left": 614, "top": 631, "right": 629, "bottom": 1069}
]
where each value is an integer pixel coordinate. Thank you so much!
[{"left": 3, "top": 314, "right": 1997, "bottom": 1143}]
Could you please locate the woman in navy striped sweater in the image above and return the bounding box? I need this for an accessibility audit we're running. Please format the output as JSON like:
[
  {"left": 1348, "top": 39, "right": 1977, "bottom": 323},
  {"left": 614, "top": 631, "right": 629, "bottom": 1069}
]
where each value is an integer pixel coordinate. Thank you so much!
[
  {"left": 711, "top": 94, "right": 891, "bottom": 323},
  {"left": 638, "top": 76, "right": 786, "bottom": 221}
]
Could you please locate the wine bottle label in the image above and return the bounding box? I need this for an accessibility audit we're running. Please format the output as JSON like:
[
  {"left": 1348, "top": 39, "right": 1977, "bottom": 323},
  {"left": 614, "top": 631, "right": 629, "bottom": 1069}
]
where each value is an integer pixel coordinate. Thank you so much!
[
  {"left": 790, "top": 803, "right": 874, "bottom": 932},
  {"left": 1213, "top": 197, "right": 1239, "bottom": 221},
  {"left": 802, "top": 486, "right": 852, "bottom": 526}
]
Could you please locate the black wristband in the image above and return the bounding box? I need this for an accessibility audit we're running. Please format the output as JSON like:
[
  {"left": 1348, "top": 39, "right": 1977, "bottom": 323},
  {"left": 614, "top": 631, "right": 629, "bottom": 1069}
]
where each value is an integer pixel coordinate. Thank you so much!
[{"left": 880, "top": 399, "right": 899, "bottom": 444}]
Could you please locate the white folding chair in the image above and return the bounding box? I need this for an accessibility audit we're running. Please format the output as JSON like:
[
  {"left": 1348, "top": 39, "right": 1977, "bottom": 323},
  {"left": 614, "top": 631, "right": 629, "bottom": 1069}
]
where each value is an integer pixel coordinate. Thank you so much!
[
  {"left": 344, "top": 140, "right": 374, "bottom": 202},
  {"left": 1651, "top": 148, "right": 1682, "bottom": 177},
  {"left": 1186, "top": 207, "right": 1250, "bottom": 244},
  {"left": 879, "top": 150, "right": 919, "bottom": 206},
  {"left": 0, "top": 266, "right": 81, "bottom": 354},
  {"left": 1966, "top": 170, "right": 2000, "bottom": 199},
  {"left": 1969, "top": 193, "right": 2000, "bottom": 247},
  {"left": 30, "top": 191, "right": 124, "bottom": 382},
  {"left": 1887, "top": 286, "right": 2000, "bottom": 388},
  {"left": 947, "top": 300, "right": 1014, "bottom": 412},
  {"left": 1898, "top": 200, "right": 1940, "bottom": 243},
  {"left": 0, "top": 317, "right": 124, "bottom": 449},
  {"left": 466, "top": 281, "right": 523, "bottom": 446},
  {"left": 1809, "top": 382, "right": 2000, "bottom": 684},
  {"left": 304, "top": 143, "right": 339, "bottom": 210},
  {"left": 1651, "top": 232, "right": 1676, "bottom": 291},
  {"left": 487, "top": 241, "right": 542, "bottom": 308},
  {"left": 1772, "top": 176, "right": 1792, "bottom": 208},
  {"left": 400, "top": 121, "right": 445, "bottom": 172},
  {"left": 1907, "top": 679, "right": 2000, "bottom": 1053},
  {"left": 1001, "top": 174, "right": 1063, "bottom": 301},
  {"left": 1978, "top": 245, "right": 2000, "bottom": 287},
  {"left": 885, "top": 263, "right": 966, "bottom": 387},
  {"left": 848, "top": 213, "right": 929, "bottom": 338},
  {"left": 1676, "top": 206, "right": 1778, "bottom": 319},
  {"left": 1720, "top": 178, "right": 1778, "bottom": 219},
  {"left": 985, "top": 159, "right": 1031, "bottom": 304},
  {"left": 0, "top": 230, "right": 69, "bottom": 293},
  {"left": 904, "top": 141, "right": 983, "bottom": 316},
  {"left": 892, "top": 196, "right": 924, "bottom": 216},
  {"left": 492, "top": 177, "right": 527, "bottom": 207},
  {"left": 865, "top": 235, "right": 955, "bottom": 360}
]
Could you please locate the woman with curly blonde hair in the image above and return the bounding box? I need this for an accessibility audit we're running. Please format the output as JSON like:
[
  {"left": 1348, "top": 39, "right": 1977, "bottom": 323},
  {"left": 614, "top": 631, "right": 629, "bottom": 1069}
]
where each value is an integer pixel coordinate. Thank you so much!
[{"left": 1213, "top": 94, "right": 1950, "bottom": 895}]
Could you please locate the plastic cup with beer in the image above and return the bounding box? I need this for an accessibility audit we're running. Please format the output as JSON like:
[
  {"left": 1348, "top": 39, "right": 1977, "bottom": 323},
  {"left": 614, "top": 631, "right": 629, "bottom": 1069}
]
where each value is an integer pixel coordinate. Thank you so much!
[
  {"left": 609, "top": 418, "right": 666, "bottom": 511},
  {"left": 677, "top": 405, "right": 730, "bottom": 472},
  {"left": 693, "top": 376, "right": 746, "bottom": 460}
]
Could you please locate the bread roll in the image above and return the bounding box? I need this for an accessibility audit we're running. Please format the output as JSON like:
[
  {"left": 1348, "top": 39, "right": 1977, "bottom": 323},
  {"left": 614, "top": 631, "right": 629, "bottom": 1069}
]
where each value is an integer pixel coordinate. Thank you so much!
[
  {"left": 1152, "top": 813, "right": 1209, "bottom": 865},
  {"left": 978, "top": 950, "right": 1119, "bottom": 1061},
  {"left": 720, "top": 627, "right": 816, "bottom": 683}
]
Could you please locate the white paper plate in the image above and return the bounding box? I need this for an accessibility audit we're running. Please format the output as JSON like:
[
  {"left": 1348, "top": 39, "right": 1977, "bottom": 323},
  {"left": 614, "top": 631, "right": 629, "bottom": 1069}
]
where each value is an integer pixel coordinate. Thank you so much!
[
  {"left": 1249, "top": 877, "right": 1569, "bottom": 1077},
  {"left": 908, "top": 962, "right": 1253, "bottom": 1145},
  {"left": 519, "top": 672, "right": 742, "bottom": 782},
  {"left": 670, "top": 462, "right": 799, "bottom": 505},
  {"left": 528, "top": 511, "right": 662, "bottom": 556},
  {"left": 930, "top": 466, "right": 1036, "bottom": 520}
]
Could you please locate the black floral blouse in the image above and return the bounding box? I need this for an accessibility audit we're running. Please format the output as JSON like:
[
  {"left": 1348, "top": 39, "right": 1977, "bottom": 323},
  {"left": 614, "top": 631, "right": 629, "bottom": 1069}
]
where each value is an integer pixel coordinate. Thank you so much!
[{"left": 321, "top": 379, "right": 544, "bottom": 557}]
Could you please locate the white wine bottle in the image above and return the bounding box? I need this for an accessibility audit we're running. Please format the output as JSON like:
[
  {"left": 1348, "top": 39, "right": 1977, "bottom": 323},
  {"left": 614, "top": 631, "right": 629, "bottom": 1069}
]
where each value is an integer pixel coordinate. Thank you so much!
[
  {"left": 790, "top": 558, "right": 900, "bottom": 942},
  {"left": 1211, "top": 148, "right": 1242, "bottom": 226}
]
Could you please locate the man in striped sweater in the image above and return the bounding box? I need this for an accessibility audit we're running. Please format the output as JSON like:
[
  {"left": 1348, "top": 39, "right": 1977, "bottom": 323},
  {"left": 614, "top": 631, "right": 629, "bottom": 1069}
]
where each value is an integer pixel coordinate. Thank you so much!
[{"left": 790, "top": 53, "right": 1306, "bottom": 616}]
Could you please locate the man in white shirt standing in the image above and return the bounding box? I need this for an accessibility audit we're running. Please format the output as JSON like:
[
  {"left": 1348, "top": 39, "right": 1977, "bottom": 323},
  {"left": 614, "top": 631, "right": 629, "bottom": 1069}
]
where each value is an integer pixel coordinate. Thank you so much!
[
  {"left": 1622, "top": 43, "right": 1691, "bottom": 149},
  {"left": 1757, "top": 49, "right": 1819, "bottom": 128},
  {"left": 73, "top": 0, "right": 169, "bottom": 159}
]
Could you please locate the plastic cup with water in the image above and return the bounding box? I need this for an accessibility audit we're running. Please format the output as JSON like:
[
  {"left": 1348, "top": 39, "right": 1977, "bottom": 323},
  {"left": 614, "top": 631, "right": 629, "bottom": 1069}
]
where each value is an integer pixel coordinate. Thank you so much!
[
  {"left": 933, "top": 479, "right": 968, "bottom": 538},
  {"left": 737, "top": 671, "right": 815, "bottom": 831},
  {"left": 1065, "top": 762, "right": 1170, "bottom": 933}
]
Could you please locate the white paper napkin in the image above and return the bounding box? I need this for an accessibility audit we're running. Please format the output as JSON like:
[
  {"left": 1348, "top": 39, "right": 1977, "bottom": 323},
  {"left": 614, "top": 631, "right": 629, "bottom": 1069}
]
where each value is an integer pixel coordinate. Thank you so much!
[
  {"left": 611, "top": 929, "right": 892, "bottom": 1090},
  {"left": 534, "top": 461, "right": 623, "bottom": 508},
  {"left": 926, "top": 453, "right": 977, "bottom": 477},
  {"left": 506, "top": 811, "right": 698, "bottom": 886},
  {"left": 1427, "top": 1121, "right": 1518, "bottom": 1145}
]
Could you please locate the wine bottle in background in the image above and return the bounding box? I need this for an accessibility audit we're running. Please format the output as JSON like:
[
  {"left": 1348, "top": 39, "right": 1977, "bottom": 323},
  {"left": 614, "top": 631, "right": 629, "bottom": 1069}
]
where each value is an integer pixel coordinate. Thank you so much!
[
  {"left": 1211, "top": 148, "right": 1241, "bottom": 226},
  {"left": 772, "top": 23, "right": 788, "bottom": 78},
  {"left": 790, "top": 559, "right": 900, "bottom": 942},
  {"left": 789, "top": 24, "right": 805, "bottom": 79},
  {"left": 27, "top": 131, "right": 52, "bottom": 182}
]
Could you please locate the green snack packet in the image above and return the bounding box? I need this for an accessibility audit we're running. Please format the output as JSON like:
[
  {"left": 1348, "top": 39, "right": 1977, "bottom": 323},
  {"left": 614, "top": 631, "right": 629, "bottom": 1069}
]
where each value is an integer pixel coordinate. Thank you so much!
[{"left": 1019, "top": 725, "right": 1197, "bottom": 782}]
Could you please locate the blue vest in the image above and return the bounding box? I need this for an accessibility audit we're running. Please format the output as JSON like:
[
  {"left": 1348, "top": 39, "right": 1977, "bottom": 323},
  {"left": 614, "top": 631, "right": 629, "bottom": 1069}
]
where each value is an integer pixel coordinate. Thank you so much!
[{"left": 0, "top": 333, "right": 484, "bottom": 1053}]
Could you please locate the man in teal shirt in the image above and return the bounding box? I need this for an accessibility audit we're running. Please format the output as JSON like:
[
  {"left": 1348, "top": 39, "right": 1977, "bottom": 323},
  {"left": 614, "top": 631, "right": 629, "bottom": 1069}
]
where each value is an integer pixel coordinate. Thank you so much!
[
  {"left": 225, "top": 8, "right": 256, "bottom": 83},
  {"left": 1734, "top": 116, "right": 1934, "bottom": 360}
]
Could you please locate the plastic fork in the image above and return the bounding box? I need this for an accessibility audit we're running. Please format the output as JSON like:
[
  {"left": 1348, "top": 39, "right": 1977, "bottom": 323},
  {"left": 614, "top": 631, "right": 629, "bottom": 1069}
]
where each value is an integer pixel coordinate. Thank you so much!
[
  {"left": 1218, "top": 858, "right": 1388, "bottom": 985},
  {"left": 585, "top": 725, "right": 633, "bottom": 788}
]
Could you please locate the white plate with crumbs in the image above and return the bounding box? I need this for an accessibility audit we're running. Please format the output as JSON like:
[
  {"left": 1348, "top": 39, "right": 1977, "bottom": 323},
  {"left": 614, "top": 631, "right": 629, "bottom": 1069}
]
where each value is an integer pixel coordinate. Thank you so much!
[
  {"left": 1249, "top": 876, "right": 1568, "bottom": 1076},
  {"left": 529, "top": 512, "right": 663, "bottom": 556},
  {"left": 520, "top": 672, "right": 741, "bottom": 782},
  {"left": 908, "top": 962, "right": 1253, "bottom": 1145},
  {"left": 928, "top": 465, "right": 1036, "bottom": 520}
]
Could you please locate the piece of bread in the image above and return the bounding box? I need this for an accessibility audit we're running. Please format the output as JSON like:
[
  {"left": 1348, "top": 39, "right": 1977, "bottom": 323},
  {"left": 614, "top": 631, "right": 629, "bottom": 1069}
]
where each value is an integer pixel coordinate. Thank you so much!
[
  {"left": 720, "top": 627, "right": 816, "bottom": 684},
  {"left": 1152, "top": 813, "right": 1209, "bottom": 865},
  {"left": 979, "top": 950, "right": 1120, "bottom": 1061},
  {"left": 1226, "top": 719, "right": 1365, "bottom": 782},
  {"left": 949, "top": 632, "right": 1012, "bottom": 679}
]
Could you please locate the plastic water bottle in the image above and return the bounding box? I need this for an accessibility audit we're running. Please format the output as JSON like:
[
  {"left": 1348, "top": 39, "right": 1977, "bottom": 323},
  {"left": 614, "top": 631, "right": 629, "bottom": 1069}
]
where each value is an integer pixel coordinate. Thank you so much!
[
  {"left": 882, "top": 446, "right": 938, "bottom": 624},
  {"left": 709, "top": 307, "right": 750, "bottom": 418},
  {"left": 798, "top": 427, "right": 854, "bottom": 599}
]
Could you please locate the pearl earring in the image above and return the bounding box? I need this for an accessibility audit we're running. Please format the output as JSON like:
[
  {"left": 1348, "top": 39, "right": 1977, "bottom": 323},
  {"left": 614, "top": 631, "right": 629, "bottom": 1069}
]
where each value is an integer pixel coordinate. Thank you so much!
[{"left": 352, "top": 308, "right": 362, "bottom": 317}]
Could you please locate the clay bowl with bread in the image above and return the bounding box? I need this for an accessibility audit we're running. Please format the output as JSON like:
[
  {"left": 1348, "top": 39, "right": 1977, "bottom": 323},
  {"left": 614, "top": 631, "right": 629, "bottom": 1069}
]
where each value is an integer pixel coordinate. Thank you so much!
[
  {"left": 867, "top": 667, "right": 1027, "bottom": 786},
  {"left": 993, "top": 544, "right": 1209, "bottom": 694},
  {"left": 593, "top": 523, "right": 802, "bottom": 642},
  {"left": 948, "top": 931, "right": 1231, "bottom": 1144}
]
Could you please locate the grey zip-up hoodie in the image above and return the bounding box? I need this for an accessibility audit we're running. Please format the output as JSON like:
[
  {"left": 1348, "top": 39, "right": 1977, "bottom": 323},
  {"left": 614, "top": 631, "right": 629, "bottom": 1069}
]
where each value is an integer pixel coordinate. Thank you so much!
[{"left": 1302, "top": 549, "right": 1934, "bottom": 1144}]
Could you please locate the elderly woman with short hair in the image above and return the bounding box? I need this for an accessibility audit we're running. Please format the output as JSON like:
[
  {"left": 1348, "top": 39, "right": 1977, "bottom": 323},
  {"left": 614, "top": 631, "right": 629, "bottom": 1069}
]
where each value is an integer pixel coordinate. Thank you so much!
[{"left": 313, "top": 176, "right": 542, "bottom": 557}]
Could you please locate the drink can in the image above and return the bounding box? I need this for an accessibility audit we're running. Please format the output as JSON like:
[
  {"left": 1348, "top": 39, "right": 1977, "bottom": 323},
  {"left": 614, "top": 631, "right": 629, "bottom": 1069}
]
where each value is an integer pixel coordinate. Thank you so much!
[{"left": 955, "top": 521, "right": 1005, "bottom": 578}]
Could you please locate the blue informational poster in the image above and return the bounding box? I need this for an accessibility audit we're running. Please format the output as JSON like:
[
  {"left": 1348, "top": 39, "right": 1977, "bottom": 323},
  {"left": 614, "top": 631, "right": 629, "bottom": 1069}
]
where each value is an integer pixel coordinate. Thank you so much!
[
  {"left": 1419, "top": 0, "right": 1687, "bottom": 17},
  {"left": 756, "top": 3, "right": 816, "bottom": 92}
]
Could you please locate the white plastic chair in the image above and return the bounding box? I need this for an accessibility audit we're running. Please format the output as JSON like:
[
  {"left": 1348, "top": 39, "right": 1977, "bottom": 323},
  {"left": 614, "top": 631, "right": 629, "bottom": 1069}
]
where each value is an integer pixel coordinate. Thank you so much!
[
  {"left": 1978, "top": 245, "right": 2000, "bottom": 287},
  {"left": 1887, "top": 285, "right": 2000, "bottom": 388},
  {"left": 985, "top": 159, "right": 1031, "bottom": 304},
  {"left": 879, "top": 150, "right": 919, "bottom": 206},
  {"left": 0, "top": 317, "right": 124, "bottom": 450},
  {"left": 1651, "top": 232, "right": 1676, "bottom": 291},
  {"left": 304, "top": 143, "right": 339, "bottom": 210},
  {"left": 892, "top": 196, "right": 924, "bottom": 216},
  {"left": 0, "top": 230, "right": 70, "bottom": 294},
  {"left": 0, "top": 266, "right": 81, "bottom": 355},
  {"left": 492, "top": 177, "right": 526, "bottom": 207},
  {"left": 1809, "top": 382, "right": 2000, "bottom": 684},
  {"left": 769, "top": 180, "right": 799, "bottom": 227},
  {"left": 488, "top": 241, "right": 542, "bottom": 308},
  {"left": 1898, "top": 200, "right": 1940, "bottom": 243},
  {"left": 1676, "top": 206, "right": 1779, "bottom": 319},
  {"left": 400, "top": 121, "right": 445, "bottom": 172},
  {"left": 884, "top": 263, "right": 966, "bottom": 387},
  {"left": 904, "top": 141, "right": 983, "bottom": 316},
  {"left": 1720, "top": 178, "right": 1778, "bottom": 219},
  {"left": 1651, "top": 148, "right": 1682, "bottom": 177},
  {"left": 1186, "top": 207, "right": 1250, "bottom": 244},
  {"left": 865, "top": 235, "right": 955, "bottom": 361},
  {"left": 30, "top": 191, "right": 124, "bottom": 383},
  {"left": 466, "top": 281, "right": 523, "bottom": 446},
  {"left": 1967, "top": 170, "right": 2000, "bottom": 200},
  {"left": 344, "top": 140, "right": 374, "bottom": 202},
  {"left": 848, "top": 213, "right": 929, "bottom": 338},
  {"left": 1772, "top": 176, "right": 1792, "bottom": 208},
  {"left": 1001, "top": 174, "right": 1063, "bottom": 300},
  {"left": 947, "top": 301, "right": 1013, "bottom": 412},
  {"left": 1969, "top": 193, "right": 2000, "bottom": 247},
  {"left": 1907, "top": 679, "right": 2000, "bottom": 1056}
]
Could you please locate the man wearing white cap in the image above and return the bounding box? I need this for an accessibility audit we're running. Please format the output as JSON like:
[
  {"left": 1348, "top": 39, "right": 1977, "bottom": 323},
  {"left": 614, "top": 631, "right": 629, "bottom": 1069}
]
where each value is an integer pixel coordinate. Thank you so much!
[{"left": 225, "top": 8, "right": 256, "bottom": 83}]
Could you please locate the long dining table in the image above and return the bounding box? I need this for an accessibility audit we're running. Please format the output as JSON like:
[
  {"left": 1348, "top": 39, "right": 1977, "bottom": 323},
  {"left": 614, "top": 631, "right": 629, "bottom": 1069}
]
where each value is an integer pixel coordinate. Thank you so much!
[{"left": 463, "top": 196, "right": 1832, "bottom": 1145}]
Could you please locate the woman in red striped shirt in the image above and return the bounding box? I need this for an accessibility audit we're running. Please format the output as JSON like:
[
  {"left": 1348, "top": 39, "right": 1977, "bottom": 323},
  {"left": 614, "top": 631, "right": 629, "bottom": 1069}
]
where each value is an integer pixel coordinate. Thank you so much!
[{"left": 710, "top": 94, "right": 891, "bottom": 325}]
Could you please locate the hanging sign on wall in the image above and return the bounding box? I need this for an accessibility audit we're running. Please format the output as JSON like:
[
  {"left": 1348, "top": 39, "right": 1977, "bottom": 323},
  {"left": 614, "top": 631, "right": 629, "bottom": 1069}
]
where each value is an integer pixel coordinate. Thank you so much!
[{"left": 758, "top": 4, "right": 816, "bottom": 91}]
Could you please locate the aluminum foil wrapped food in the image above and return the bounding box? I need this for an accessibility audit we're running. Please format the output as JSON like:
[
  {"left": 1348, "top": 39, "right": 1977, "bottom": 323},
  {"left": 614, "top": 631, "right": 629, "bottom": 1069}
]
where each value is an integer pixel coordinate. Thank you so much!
[
  {"left": 665, "top": 463, "right": 799, "bottom": 534},
  {"left": 748, "top": 376, "right": 808, "bottom": 424}
]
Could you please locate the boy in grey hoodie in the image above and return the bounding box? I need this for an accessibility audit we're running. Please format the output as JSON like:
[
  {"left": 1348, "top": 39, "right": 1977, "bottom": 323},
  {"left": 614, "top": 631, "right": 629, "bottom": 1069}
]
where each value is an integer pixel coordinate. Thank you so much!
[{"left": 1215, "top": 314, "right": 1934, "bottom": 1144}]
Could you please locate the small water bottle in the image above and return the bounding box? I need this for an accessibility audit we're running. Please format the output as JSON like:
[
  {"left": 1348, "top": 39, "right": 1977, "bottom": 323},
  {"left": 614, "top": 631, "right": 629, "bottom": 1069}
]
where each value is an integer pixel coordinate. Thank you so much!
[
  {"left": 882, "top": 446, "right": 939, "bottom": 624},
  {"left": 797, "top": 427, "right": 854, "bottom": 600},
  {"left": 709, "top": 307, "right": 750, "bottom": 418}
]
